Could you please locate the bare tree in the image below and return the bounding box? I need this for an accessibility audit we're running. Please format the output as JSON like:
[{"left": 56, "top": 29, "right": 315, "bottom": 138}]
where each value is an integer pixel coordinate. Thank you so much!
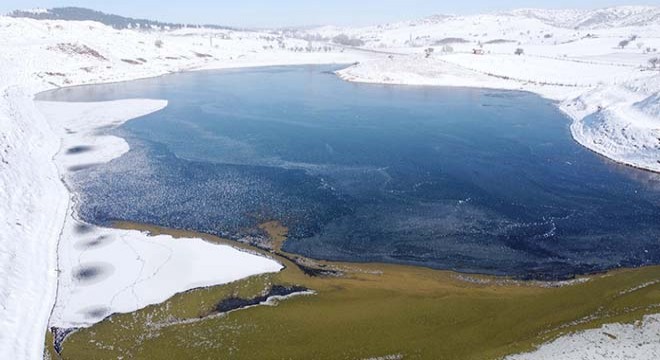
[
  {"left": 649, "top": 57, "right": 660, "bottom": 68},
  {"left": 619, "top": 40, "right": 630, "bottom": 49}
]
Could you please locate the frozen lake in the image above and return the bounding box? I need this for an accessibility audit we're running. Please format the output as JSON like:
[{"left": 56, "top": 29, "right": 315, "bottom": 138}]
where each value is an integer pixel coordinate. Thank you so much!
[{"left": 39, "top": 65, "right": 660, "bottom": 279}]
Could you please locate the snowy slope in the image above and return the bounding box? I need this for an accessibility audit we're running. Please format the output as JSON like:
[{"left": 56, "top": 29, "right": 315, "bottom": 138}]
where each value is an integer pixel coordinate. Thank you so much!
[
  {"left": 564, "top": 78, "right": 660, "bottom": 173},
  {"left": 0, "top": 87, "right": 66, "bottom": 360},
  {"left": 507, "top": 314, "right": 660, "bottom": 360},
  {"left": 504, "top": 6, "right": 660, "bottom": 29},
  {"left": 304, "top": 6, "right": 660, "bottom": 53}
]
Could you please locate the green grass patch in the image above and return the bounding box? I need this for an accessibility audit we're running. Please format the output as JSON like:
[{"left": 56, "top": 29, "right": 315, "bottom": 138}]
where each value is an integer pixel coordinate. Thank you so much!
[{"left": 55, "top": 223, "right": 660, "bottom": 360}]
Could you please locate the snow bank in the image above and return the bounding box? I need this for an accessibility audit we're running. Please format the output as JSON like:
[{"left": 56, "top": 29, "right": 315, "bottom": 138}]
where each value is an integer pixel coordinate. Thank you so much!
[
  {"left": 565, "top": 84, "right": 660, "bottom": 172},
  {"left": 0, "top": 87, "right": 66, "bottom": 360},
  {"left": 337, "top": 55, "right": 517, "bottom": 90},
  {"left": 51, "top": 218, "right": 282, "bottom": 328},
  {"left": 37, "top": 100, "right": 168, "bottom": 169},
  {"left": 507, "top": 314, "right": 660, "bottom": 360},
  {"left": 441, "top": 53, "right": 647, "bottom": 87},
  {"left": 635, "top": 90, "right": 660, "bottom": 118}
]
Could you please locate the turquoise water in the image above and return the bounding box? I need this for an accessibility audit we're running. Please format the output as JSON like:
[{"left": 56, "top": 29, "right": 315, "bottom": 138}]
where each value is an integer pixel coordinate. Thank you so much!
[{"left": 39, "top": 65, "right": 660, "bottom": 279}]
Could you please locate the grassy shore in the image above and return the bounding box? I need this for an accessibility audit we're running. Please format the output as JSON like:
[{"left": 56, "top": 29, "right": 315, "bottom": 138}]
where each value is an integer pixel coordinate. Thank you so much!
[{"left": 52, "top": 222, "right": 660, "bottom": 360}]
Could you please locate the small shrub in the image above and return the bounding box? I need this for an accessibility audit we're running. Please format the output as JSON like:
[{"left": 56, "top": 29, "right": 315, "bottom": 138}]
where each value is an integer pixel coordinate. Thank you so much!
[
  {"left": 649, "top": 57, "right": 660, "bottom": 68},
  {"left": 193, "top": 52, "right": 213, "bottom": 58},
  {"left": 332, "top": 34, "right": 365, "bottom": 47},
  {"left": 484, "top": 39, "right": 515, "bottom": 45},
  {"left": 49, "top": 43, "right": 107, "bottom": 61},
  {"left": 434, "top": 37, "right": 469, "bottom": 45}
]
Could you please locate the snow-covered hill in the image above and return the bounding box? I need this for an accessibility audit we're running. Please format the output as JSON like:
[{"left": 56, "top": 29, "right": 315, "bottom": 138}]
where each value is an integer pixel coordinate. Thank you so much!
[
  {"left": 7, "top": 6, "right": 233, "bottom": 30},
  {"left": 505, "top": 6, "right": 660, "bottom": 29},
  {"left": 301, "top": 6, "right": 660, "bottom": 50}
]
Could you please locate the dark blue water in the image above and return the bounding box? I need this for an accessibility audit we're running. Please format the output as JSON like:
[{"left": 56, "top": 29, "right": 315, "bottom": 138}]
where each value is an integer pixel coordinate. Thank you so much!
[{"left": 39, "top": 65, "right": 660, "bottom": 279}]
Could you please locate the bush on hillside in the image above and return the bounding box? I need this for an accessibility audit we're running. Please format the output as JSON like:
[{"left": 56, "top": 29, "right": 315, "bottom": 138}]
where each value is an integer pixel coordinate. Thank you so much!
[{"left": 332, "top": 34, "right": 365, "bottom": 47}]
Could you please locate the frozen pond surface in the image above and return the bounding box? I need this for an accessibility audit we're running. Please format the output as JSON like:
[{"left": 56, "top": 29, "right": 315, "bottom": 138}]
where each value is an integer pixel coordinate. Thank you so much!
[{"left": 39, "top": 65, "right": 660, "bottom": 280}]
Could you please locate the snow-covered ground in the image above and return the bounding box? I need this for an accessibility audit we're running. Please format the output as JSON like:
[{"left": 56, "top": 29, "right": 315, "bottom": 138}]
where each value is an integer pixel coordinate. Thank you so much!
[
  {"left": 1, "top": 5, "right": 659, "bottom": 359},
  {"left": 0, "top": 87, "right": 67, "bottom": 360},
  {"left": 506, "top": 314, "right": 660, "bottom": 360}
]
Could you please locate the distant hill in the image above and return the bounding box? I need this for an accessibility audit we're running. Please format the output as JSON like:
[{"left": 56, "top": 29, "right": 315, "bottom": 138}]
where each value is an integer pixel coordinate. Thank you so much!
[
  {"left": 504, "top": 6, "right": 660, "bottom": 29},
  {"left": 7, "top": 7, "right": 232, "bottom": 30}
]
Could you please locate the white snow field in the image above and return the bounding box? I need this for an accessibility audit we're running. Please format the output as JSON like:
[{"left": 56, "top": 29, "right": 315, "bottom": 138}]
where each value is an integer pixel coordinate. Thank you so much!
[
  {"left": 506, "top": 314, "right": 660, "bottom": 360},
  {"left": 0, "top": 87, "right": 67, "bottom": 360},
  {"left": 0, "top": 5, "right": 659, "bottom": 359}
]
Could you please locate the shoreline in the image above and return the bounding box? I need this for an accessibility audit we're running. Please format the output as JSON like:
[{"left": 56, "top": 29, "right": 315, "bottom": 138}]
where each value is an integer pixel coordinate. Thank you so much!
[
  {"left": 38, "top": 62, "right": 660, "bottom": 358},
  {"left": 336, "top": 56, "right": 660, "bottom": 174},
  {"left": 37, "top": 98, "right": 286, "bottom": 330},
  {"left": 54, "top": 220, "right": 660, "bottom": 359},
  {"left": 33, "top": 61, "right": 355, "bottom": 100},
  {"left": 118, "top": 221, "right": 658, "bottom": 288},
  {"left": 39, "top": 64, "right": 657, "bottom": 281},
  {"left": 0, "top": 22, "right": 656, "bottom": 357},
  {"left": 37, "top": 60, "right": 659, "bottom": 327},
  {"left": 35, "top": 52, "right": 660, "bottom": 176}
]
